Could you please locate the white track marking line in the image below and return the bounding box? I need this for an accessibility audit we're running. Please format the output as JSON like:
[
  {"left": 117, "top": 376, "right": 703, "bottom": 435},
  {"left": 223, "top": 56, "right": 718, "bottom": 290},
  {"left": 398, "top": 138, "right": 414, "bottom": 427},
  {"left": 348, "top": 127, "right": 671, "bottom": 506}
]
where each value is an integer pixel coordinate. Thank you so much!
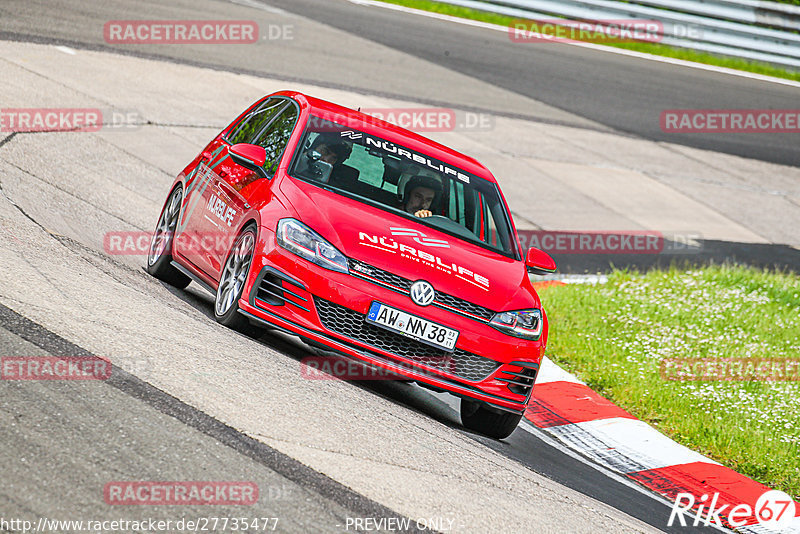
[
  {"left": 518, "top": 420, "right": 736, "bottom": 533},
  {"left": 417, "top": 374, "right": 730, "bottom": 530},
  {"left": 425, "top": 387, "right": 664, "bottom": 492},
  {"left": 737, "top": 516, "right": 800, "bottom": 534},
  {"left": 229, "top": 0, "right": 287, "bottom": 14},
  {"left": 54, "top": 45, "right": 76, "bottom": 55},
  {"left": 535, "top": 356, "right": 585, "bottom": 385},
  {"left": 347, "top": 0, "right": 800, "bottom": 89},
  {"left": 548, "top": 417, "right": 719, "bottom": 472}
]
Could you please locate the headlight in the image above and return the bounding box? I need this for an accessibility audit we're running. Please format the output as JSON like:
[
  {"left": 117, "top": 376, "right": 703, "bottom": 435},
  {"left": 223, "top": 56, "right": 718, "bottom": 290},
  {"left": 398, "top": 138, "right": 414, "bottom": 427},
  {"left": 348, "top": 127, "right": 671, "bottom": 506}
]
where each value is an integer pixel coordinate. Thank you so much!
[
  {"left": 490, "top": 309, "right": 542, "bottom": 340},
  {"left": 276, "top": 219, "right": 349, "bottom": 274}
]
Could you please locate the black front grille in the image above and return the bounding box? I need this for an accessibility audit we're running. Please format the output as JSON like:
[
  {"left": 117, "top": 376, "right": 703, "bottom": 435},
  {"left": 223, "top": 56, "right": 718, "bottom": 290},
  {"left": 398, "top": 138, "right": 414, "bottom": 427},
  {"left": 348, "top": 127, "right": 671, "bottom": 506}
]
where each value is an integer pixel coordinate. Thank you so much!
[
  {"left": 349, "top": 258, "right": 412, "bottom": 292},
  {"left": 348, "top": 259, "right": 495, "bottom": 322},
  {"left": 435, "top": 292, "right": 494, "bottom": 321},
  {"left": 314, "top": 297, "right": 500, "bottom": 382}
]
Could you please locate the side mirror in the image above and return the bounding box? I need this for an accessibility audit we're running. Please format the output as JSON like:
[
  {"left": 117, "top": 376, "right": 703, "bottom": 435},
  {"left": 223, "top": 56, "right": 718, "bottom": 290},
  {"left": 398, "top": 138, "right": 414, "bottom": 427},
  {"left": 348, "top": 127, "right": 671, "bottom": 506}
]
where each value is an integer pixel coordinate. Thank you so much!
[
  {"left": 229, "top": 143, "right": 269, "bottom": 179},
  {"left": 525, "top": 247, "right": 557, "bottom": 276}
]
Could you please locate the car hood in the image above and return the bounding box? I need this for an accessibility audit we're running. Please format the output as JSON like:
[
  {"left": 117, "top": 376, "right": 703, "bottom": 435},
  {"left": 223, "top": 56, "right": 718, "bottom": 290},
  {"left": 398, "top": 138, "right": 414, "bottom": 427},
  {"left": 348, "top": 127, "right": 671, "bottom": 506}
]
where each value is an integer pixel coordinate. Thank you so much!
[{"left": 279, "top": 177, "right": 540, "bottom": 312}]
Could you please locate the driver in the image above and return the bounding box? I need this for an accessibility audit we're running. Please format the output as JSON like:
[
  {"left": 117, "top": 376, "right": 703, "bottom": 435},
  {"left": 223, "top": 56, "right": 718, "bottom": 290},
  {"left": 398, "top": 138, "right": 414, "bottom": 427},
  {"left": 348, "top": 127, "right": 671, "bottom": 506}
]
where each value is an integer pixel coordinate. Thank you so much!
[{"left": 401, "top": 175, "right": 442, "bottom": 218}]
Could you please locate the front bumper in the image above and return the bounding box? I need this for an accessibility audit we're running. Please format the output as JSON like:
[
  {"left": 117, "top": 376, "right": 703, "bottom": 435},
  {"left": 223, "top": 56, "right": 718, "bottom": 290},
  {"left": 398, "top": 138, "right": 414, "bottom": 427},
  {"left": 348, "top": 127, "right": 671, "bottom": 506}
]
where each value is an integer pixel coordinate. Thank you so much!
[{"left": 240, "top": 235, "right": 543, "bottom": 414}]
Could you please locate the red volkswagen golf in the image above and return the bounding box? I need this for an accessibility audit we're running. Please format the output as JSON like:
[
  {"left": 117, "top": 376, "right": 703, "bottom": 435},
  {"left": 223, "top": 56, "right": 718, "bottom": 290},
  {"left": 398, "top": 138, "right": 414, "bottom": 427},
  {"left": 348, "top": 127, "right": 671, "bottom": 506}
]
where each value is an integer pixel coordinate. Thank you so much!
[{"left": 146, "top": 91, "right": 556, "bottom": 438}]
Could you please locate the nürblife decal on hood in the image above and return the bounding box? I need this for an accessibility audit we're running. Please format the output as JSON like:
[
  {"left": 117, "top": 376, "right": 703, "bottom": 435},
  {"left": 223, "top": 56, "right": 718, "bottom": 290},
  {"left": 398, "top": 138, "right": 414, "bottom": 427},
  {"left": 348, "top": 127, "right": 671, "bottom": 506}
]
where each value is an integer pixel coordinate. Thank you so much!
[
  {"left": 358, "top": 231, "right": 490, "bottom": 291},
  {"left": 340, "top": 131, "right": 471, "bottom": 184},
  {"left": 389, "top": 227, "right": 449, "bottom": 248}
]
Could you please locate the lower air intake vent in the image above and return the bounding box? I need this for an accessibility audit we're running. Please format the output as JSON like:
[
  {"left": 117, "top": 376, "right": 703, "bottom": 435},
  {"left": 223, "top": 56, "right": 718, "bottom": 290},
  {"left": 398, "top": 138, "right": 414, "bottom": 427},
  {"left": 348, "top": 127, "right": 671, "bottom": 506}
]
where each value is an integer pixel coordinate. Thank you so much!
[
  {"left": 253, "top": 268, "right": 310, "bottom": 312},
  {"left": 496, "top": 364, "right": 538, "bottom": 399}
]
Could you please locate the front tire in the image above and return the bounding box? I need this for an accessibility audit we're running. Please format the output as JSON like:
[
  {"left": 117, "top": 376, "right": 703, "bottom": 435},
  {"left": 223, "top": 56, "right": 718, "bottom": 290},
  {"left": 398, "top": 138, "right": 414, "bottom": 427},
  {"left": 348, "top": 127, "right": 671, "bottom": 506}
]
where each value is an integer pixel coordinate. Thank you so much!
[
  {"left": 460, "top": 399, "right": 522, "bottom": 439},
  {"left": 146, "top": 186, "right": 191, "bottom": 289},
  {"left": 214, "top": 225, "right": 261, "bottom": 336}
]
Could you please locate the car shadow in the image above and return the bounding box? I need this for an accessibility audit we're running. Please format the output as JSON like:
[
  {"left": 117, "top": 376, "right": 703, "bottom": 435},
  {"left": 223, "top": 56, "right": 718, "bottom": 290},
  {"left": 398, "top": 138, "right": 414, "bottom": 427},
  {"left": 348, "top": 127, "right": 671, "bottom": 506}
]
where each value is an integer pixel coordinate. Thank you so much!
[{"left": 153, "top": 277, "right": 467, "bottom": 431}]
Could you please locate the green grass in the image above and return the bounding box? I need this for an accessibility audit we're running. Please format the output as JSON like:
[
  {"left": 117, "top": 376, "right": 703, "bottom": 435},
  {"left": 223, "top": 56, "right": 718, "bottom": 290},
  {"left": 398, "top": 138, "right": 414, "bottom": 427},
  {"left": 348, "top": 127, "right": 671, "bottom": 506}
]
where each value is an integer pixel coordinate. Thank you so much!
[
  {"left": 378, "top": 0, "right": 800, "bottom": 82},
  {"left": 537, "top": 266, "right": 800, "bottom": 499}
]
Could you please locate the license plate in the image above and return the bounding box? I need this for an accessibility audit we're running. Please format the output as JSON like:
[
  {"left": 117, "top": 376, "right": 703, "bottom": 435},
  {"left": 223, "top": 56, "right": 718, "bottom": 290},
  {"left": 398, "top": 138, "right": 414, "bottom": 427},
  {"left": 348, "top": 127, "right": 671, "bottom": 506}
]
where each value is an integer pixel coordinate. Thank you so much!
[{"left": 366, "top": 302, "right": 459, "bottom": 352}]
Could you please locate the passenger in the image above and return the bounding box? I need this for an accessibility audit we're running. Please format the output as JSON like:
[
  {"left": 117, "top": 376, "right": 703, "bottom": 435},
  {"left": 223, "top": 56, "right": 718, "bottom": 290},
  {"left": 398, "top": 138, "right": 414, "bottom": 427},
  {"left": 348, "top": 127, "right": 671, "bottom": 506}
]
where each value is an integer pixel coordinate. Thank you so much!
[
  {"left": 294, "top": 133, "right": 352, "bottom": 181},
  {"left": 308, "top": 133, "right": 352, "bottom": 166}
]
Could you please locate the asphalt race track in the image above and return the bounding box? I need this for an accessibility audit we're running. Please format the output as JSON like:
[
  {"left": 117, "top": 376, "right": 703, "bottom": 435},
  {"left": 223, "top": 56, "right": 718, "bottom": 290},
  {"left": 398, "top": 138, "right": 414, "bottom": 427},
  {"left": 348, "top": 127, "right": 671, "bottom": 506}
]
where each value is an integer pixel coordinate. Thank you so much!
[
  {"left": 267, "top": 0, "right": 800, "bottom": 168},
  {"left": 2, "top": 0, "right": 799, "bottom": 166},
  {"left": 0, "top": 0, "right": 797, "bottom": 532}
]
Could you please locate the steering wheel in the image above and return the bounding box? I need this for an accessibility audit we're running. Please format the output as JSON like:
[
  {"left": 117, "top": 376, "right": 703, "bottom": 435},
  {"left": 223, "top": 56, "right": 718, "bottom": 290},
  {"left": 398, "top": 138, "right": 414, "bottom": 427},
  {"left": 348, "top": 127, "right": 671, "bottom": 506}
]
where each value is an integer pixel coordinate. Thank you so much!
[{"left": 422, "top": 215, "right": 476, "bottom": 240}]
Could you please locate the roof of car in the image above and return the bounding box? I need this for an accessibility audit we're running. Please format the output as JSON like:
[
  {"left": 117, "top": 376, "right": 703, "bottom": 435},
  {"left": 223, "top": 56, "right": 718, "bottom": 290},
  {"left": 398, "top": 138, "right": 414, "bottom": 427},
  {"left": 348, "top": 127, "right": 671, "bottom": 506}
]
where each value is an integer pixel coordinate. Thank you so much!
[{"left": 273, "top": 90, "right": 498, "bottom": 184}]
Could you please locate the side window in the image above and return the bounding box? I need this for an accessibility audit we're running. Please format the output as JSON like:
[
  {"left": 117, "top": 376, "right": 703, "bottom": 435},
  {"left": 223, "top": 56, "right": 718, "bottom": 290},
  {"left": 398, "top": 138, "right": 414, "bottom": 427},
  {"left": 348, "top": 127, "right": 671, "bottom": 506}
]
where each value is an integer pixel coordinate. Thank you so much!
[
  {"left": 252, "top": 105, "right": 299, "bottom": 175},
  {"left": 226, "top": 98, "right": 286, "bottom": 145}
]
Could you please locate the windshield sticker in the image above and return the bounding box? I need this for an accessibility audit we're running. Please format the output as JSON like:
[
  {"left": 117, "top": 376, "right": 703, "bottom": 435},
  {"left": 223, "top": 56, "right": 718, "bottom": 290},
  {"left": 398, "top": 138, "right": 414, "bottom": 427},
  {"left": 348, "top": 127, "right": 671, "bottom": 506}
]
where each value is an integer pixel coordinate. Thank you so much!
[
  {"left": 339, "top": 130, "right": 363, "bottom": 140},
  {"left": 363, "top": 136, "right": 471, "bottom": 184},
  {"left": 334, "top": 129, "right": 471, "bottom": 184}
]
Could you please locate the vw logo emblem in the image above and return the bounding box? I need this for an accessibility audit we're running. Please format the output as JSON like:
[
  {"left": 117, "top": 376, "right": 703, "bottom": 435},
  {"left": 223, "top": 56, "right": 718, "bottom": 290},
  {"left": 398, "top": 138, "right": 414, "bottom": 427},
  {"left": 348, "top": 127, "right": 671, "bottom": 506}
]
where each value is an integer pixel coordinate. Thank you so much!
[{"left": 410, "top": 280, "right": 435, "bottom": 307}]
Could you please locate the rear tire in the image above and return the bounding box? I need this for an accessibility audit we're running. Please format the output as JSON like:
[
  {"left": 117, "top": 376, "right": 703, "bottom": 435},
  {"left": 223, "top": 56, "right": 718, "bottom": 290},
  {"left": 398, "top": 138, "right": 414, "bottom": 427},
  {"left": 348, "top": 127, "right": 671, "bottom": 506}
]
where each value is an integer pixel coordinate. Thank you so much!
[
  {"left": 460, "top": 399, "right": 522, "bottom": 439},
  {"left": 146, "top": 186, "right": 191, "bottom": 289},
  {"left": 214, "top": 225, "right": 262, "bottom": 336}
]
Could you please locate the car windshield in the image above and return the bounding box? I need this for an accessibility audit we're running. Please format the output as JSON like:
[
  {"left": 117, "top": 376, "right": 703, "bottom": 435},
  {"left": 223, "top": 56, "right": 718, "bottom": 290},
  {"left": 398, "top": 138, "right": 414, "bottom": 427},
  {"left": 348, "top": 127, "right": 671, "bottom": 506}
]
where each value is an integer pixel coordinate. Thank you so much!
[{"left": 288, "top": 116, "right": 517, "bottom": 257}]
